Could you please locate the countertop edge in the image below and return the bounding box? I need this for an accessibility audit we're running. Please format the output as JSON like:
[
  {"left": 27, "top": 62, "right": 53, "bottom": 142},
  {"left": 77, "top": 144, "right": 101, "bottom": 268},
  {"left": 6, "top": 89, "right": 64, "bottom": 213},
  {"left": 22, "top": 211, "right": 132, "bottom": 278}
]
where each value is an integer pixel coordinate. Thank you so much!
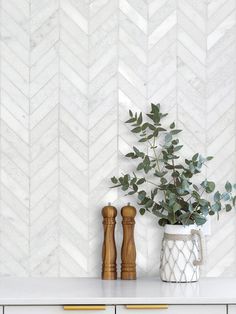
[
  {"left": 0, "top": 298, "right": 236, "bottom": 306},
  {"left": 0, "top": 278, "right": 235, "bottom": 305}
]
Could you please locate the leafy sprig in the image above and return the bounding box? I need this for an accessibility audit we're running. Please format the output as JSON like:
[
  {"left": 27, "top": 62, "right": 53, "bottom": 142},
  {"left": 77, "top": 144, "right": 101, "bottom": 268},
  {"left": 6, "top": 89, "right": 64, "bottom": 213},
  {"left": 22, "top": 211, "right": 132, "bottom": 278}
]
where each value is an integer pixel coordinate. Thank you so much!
[{"left": 111, "top": 104, "right": 236, "bottom": 226}]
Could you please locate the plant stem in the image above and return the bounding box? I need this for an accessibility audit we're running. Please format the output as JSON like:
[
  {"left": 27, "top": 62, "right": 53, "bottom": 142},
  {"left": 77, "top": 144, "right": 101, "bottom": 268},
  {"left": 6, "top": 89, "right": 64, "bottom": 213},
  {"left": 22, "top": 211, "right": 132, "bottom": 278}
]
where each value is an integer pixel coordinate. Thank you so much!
[
  {"left": 146, "top": 180, "right": 159, "bottom": 187},
  {"left": 192, "top": 189, "right": 205, "bottom": 212},
  {"left": 171, "top": 159, "right": 177, "bottom": 187},
  {"left": 149, "top": 138, "right": 167, "bottom": 201}
]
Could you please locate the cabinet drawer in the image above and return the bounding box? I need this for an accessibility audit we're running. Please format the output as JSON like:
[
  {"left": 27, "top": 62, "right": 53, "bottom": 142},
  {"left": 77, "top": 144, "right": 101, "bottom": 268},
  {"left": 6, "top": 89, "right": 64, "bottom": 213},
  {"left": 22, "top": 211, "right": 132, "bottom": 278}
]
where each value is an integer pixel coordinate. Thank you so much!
[
  {"left": 5, "top": 306, "right": 114, "bottom": 314},
  {"left": 117, "top": 305, "right": 226, "bottom": 314},
  {"left": 228, "top": 305, "right": 236, "bottom": 314}
]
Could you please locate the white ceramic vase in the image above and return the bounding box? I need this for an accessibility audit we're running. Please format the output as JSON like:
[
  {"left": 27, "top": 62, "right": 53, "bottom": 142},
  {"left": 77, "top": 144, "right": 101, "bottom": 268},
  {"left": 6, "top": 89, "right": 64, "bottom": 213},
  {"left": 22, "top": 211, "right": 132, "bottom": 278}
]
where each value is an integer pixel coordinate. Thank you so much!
[{"left": 160, "top": 225, "right": 204, "bottom": 283}]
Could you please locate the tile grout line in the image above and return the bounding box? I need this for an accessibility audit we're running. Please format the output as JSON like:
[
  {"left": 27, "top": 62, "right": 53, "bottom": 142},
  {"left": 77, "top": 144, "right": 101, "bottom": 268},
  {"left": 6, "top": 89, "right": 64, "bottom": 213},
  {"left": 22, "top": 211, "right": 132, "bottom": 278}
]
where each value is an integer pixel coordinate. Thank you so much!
[
  {"left": 28, "top": 0, "right": 31, "bottom": 277},
  {"left": 146, "top": 0, "right": 149, "bottom": 275},
  {"left": 235, "top": 0, "right": 236, "bottom": 186},
  {"left": 206, "top": 2, "right": 208, "bottom": 178},
  {"left": 176, "top": 0, "right": 178, "bottom": 126},
  {"left": 204, "top": 1, "right": 208, "bottom": 278},
  {"left": 58, "top": 0, "right": 61, "bottom": 277},
  {"left": 0, "top": 0, "right": 2, "bottom": 276},
  {"left": 117, "top": 0, "right": 121, "bottom": 272},
  {"left": 86, "top": 0, "right": 91, "bottom": 275},
  {"left": 235, "top": 0, "right": 236, "bottom": 268}
]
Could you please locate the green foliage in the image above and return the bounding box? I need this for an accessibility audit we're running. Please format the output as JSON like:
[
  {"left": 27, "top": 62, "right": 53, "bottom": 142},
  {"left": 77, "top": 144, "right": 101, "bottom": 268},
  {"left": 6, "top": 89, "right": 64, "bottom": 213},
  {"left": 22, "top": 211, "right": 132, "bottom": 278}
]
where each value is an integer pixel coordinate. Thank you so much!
[{"left": 110, "top": 104, "right": 236, "bottom": 227}]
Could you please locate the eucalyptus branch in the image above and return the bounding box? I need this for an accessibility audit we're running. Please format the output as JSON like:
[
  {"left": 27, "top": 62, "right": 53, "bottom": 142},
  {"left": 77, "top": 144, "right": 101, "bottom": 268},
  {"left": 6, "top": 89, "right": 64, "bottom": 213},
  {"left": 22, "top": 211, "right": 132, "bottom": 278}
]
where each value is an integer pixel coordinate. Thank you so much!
[{"left": 110, "top": 104, "right": 236, "bottom": 227}]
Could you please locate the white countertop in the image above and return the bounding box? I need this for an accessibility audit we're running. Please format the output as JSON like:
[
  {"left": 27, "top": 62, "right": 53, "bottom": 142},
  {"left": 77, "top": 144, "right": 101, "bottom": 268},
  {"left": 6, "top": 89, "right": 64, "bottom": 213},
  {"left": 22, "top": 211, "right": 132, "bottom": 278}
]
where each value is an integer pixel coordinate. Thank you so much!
[{"left": 0, "top": 277, "right": 235, "bottom": 305}]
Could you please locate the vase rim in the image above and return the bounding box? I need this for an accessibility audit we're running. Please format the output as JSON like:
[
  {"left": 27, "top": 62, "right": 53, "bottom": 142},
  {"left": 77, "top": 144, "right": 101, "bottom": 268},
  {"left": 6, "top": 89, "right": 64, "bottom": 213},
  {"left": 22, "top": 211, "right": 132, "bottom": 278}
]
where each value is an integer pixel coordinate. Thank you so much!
[{"left": 164, "top": 224, "right": 200, "bottom": 235}]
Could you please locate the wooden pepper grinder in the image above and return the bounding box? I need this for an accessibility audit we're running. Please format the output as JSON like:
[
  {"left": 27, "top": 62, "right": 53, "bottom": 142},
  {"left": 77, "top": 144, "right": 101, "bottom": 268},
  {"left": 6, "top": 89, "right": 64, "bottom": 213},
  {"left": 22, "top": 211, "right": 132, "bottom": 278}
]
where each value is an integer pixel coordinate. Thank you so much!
[
  {"left": 102, "top": 203, "right": 117, "bottom": 280},
  {"left": 121, "top": 203, "right": 137, "bottom": 280}
]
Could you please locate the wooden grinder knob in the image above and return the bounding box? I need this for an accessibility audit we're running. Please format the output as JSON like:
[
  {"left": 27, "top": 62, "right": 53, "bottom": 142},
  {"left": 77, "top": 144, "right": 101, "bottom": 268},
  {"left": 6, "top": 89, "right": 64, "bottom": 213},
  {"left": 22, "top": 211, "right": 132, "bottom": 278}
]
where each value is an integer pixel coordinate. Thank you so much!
[
  {"left": 102, "top": 204, "right": 117, "bottom": 280},
  {"left": 121, "top": 204, "right": 136, "bottom": 280}
]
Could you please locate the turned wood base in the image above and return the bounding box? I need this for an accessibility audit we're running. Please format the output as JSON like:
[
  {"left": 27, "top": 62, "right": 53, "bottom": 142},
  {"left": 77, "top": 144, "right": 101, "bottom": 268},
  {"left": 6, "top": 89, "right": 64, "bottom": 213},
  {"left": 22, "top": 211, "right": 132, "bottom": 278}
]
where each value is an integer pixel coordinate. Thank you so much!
[
  {"left": 102, "top": 271, "right": 117, "bottom": 280},
  {"left": 121, "top": 272, "right": 136, "bottom": 280}
]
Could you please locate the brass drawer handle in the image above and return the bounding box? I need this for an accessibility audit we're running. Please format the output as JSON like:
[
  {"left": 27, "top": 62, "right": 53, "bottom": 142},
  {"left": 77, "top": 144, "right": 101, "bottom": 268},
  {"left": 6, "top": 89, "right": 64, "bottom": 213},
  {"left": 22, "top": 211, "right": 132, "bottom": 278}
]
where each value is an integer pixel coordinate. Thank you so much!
[
  {"left": 64, "top": 306, "right": 106, "bottom": 311},
  {"left": 126, "top": 305, "right": 168, "bottom": 310}
]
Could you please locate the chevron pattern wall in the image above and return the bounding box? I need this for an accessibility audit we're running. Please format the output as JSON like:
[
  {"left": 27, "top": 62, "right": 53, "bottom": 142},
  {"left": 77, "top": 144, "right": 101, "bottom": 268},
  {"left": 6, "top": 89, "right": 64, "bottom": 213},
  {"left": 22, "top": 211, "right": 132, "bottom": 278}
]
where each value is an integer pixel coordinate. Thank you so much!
[{"left": 0, "top": 0, "right": 235, "bottom": 277}]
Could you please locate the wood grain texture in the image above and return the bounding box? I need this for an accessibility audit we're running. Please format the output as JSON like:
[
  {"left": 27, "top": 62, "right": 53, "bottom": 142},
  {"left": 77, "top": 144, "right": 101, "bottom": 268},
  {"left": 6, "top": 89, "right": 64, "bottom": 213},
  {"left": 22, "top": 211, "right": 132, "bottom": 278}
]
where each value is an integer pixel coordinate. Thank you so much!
[
  {"left": 121, "top": 204, "right": 136, "bottom": 280},
  {"left": 102, "top": 205, "right": 117, "bottom": 280}
]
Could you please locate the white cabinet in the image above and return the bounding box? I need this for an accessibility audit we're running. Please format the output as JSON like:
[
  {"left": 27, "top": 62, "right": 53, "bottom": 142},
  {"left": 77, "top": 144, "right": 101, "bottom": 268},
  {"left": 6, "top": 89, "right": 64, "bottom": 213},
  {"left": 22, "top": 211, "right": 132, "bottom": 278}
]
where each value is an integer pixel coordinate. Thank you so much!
[
  {"left": 4, "top": 305, "right": 228, "bottom": 314},
  {"left": 228, "top": 305, "right": 236, "bottom": 314},
  {"left": 5, "top": 306, "right": 115, "bottom": 314},
  {"left": 117, "top": 305, "right": 226, "bottom": 314}
]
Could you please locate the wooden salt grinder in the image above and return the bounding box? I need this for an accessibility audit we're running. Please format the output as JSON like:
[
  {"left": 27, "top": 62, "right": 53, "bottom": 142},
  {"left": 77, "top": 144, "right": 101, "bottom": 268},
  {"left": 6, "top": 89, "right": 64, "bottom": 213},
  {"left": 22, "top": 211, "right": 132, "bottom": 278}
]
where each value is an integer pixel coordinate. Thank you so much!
[
  {"left": 102, "top": 204, "right": 117, "bottom": 280},
  {"left": 121, "top": 203, "right": 136, "bottom": 280}
]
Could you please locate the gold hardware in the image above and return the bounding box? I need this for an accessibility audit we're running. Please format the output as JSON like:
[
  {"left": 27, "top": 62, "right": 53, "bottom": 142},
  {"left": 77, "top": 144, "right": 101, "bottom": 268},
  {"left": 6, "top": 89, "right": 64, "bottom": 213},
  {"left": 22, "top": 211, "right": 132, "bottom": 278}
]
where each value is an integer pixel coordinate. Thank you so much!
[
  {"left": 126, "top": 305, "right": 168, "bottom": 310},
  {"left": 64, "top": 306, "right": 106, "bottom": 311}
]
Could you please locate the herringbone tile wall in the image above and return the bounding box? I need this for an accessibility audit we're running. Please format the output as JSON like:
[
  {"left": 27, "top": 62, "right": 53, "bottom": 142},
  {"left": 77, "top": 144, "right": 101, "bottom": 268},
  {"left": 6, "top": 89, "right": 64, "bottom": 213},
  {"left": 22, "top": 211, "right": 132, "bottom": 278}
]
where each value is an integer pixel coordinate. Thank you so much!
[{"left": 0, "top": 0, "right": 235, "bottom": 277}]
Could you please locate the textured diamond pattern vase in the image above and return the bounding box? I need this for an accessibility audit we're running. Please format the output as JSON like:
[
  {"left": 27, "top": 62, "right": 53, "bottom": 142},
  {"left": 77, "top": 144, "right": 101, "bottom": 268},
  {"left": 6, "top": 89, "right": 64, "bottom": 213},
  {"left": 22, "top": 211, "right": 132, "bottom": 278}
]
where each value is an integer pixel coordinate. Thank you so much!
[{"left": 160, "top": 225, "right": 205, "bottom": 283}]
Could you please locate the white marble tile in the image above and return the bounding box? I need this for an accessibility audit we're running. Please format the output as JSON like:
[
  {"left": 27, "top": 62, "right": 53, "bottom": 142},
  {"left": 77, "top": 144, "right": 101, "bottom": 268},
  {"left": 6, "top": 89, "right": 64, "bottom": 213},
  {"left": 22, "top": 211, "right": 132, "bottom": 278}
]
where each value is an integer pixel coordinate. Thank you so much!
[{"left": 0, "top": 0, "right": 235, "bottom": 278}]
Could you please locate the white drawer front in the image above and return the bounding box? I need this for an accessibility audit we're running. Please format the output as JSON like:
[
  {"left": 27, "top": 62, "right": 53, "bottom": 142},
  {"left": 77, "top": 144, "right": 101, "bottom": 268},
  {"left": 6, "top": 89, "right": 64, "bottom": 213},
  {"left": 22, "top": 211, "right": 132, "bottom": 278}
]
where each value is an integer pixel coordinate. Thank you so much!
[
  {"left": 5, "top": 306, "right": 115, "bottom": 314},
  {"left": 228, "top": 305, "right": 236, "bottom": 314},
  {"left": 117, "top": 305, "right": 226, "bottom": 314}
]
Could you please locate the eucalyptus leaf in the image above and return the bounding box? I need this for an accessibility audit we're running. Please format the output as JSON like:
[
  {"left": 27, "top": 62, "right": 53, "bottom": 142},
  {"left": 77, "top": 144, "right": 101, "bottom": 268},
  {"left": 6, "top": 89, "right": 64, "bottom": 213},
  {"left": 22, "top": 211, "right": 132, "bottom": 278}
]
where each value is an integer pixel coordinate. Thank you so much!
[
  {"left": 139, "top": 137, "right": 149, "bottom": 142},
  {"left": 206, "top": 156, "right": 213, "bottom": 161},
  {"left": 171, "top": 129, "right": 182, "bottom": 135},
  {"left": 111, "top": 176, "right": 118, "bottom": 184},
  {"left": 170, "top": 122, "right": 175, "bottom": 129},
  {"left": 225, "top": 181, "right": 232, "bottom": 193},
  {"left": 125, "top": 152, "right": 135, "bottom": 158},
  {"left": 137, "top": 178, "right": 145, "bottom": 185},
  {"left": 137, "top": 113, "right": 143, "bottom": 125},
  {"left": 155, "top": 171, "right": 167, "bottom": 177},
  {"left": 165, "top": 133, "right": 172, "bottom": 143},
  {"left": 214, "top": 191, "right": 221, "bottom": 202},
  {"left": 193, "top": 213, "right": 206, "bottom": 226},
  {"left": 139, "top": 208, "right": 145, "bottom": 215},
  {"left": 138, "top": 190, "right": 146, "bottom": 200},
  {"left": 132, "top": 127, "right": 142, "bottom": 133}
]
